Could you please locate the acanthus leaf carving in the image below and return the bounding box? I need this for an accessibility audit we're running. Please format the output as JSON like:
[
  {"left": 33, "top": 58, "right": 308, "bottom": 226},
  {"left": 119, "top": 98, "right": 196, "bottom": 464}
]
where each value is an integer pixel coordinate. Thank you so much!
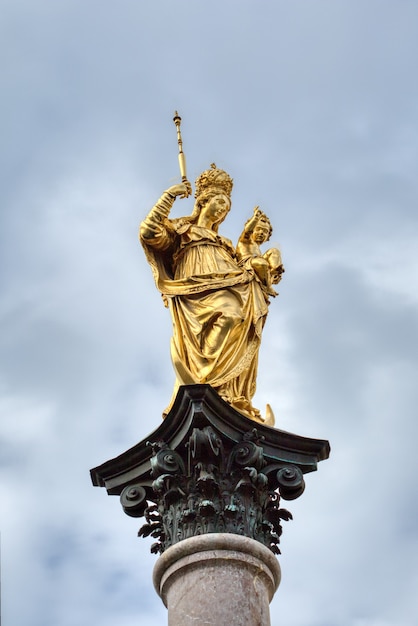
[{"left": 134, "top": 426, "right": 292, "bottom": 554}]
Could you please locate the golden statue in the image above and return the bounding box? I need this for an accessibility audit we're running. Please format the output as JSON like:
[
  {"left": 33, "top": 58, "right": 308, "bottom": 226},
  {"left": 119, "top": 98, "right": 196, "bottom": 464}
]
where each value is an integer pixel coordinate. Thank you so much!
[{"left": 139, "top": 116, "right": 284, "bottom": 426}]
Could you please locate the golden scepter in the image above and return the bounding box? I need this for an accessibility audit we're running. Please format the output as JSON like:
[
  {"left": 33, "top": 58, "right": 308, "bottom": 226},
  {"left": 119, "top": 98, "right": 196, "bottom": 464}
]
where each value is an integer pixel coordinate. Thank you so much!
[{"left": 173, "top": 111, "right": 191, "bottom": 197}]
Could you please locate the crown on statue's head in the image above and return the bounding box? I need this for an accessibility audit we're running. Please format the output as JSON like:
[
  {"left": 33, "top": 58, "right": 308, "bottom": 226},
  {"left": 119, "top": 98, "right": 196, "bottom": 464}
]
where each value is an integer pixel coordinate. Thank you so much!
[{"left": 195, "top": 163, "right": 234, "bottom": 198}]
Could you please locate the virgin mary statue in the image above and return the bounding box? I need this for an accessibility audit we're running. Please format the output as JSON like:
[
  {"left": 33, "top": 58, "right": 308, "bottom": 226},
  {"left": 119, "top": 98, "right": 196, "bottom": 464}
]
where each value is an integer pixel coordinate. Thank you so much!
[{"left": 139, "top": 164, "right": 276, "bottom": 425}]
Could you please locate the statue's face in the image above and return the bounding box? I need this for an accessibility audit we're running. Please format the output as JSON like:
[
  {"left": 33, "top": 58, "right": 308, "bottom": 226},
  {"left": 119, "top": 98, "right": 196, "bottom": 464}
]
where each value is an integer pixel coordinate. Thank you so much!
[
  {"left": 252, "top": 223, "right": 270, "bottom": 244},
  {"left": 201, "top": 193, "right": 231, "bottom": 225}
]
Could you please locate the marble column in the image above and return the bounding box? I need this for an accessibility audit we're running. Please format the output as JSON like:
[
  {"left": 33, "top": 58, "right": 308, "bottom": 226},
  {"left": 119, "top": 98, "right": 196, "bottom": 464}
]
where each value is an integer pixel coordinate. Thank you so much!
[{"left": 153, "top": 534, "right": 281, "bottom": 626}]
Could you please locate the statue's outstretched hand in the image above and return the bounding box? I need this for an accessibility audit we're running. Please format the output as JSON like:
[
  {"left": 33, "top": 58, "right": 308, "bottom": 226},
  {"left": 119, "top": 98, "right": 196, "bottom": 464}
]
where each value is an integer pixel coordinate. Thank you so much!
[
  {"left": 253, "top": 205, "right": 261, "bottom": 217},
  {"left": 254, "top": 206, "right": 268, "bottom": 221},
  {"left": 167, "top": 181, "right": 192, "bottom": 199}
]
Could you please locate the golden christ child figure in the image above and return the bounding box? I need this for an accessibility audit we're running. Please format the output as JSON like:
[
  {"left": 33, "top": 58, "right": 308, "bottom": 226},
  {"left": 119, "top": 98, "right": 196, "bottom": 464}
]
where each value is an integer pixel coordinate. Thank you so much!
[
  {"left": 236, "top": 206, "right": 285, "bottom": 298},
  {"left": 139, "top": 164, "right": 284, "bottom": 426}
]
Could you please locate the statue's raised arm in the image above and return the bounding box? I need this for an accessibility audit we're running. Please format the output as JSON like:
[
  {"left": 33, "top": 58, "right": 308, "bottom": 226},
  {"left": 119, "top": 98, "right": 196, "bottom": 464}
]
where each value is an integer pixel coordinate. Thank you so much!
[
  {"left": 139, "top": 182, "right": 191, "bottom": 247},
  {"left": 139, "top": 163, "right": 282, "bottom": 426}
]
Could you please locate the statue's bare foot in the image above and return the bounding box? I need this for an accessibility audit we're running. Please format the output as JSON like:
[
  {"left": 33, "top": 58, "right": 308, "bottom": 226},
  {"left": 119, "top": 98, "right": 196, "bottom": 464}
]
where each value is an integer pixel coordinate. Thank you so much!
[{"left": 264, "top": 404, "right": 275, "bottom": 427}]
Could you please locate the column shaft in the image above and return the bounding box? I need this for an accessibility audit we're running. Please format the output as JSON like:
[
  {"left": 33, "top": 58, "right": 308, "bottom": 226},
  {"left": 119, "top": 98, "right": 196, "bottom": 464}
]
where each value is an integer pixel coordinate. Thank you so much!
[{"left": 153, "top": 534, "right": 281, "bottom": 626}]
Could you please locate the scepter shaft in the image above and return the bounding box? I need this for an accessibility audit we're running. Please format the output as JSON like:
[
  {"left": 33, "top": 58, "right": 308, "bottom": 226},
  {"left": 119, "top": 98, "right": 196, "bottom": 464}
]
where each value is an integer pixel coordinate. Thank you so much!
[{"left": 173, "top": 111, "right": 187, "bottom": 182}]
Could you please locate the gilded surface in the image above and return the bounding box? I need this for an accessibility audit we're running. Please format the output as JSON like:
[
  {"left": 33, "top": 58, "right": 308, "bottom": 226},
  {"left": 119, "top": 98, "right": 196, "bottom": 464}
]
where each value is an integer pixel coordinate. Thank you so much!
[{"left": 139, "top": 164, "right": 284, "bottom": 425}]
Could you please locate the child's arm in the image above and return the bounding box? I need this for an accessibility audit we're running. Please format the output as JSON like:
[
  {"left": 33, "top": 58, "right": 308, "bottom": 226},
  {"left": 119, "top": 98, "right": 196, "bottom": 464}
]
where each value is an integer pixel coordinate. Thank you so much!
[{"left": 238, "top": 206, "right": 261, "bottom": 243}]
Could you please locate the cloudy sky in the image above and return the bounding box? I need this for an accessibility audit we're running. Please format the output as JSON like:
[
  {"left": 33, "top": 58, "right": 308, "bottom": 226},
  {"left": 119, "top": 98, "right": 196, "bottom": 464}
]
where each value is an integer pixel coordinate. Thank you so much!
[{"left": 1, "top": 1, "right": 418, "bottom": 624}]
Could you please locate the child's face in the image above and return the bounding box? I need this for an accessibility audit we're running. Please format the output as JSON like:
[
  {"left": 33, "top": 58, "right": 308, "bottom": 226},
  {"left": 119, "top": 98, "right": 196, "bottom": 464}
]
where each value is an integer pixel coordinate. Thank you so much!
[{"left": 252, "top": 223, "right": 270, "bottom": 244}]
